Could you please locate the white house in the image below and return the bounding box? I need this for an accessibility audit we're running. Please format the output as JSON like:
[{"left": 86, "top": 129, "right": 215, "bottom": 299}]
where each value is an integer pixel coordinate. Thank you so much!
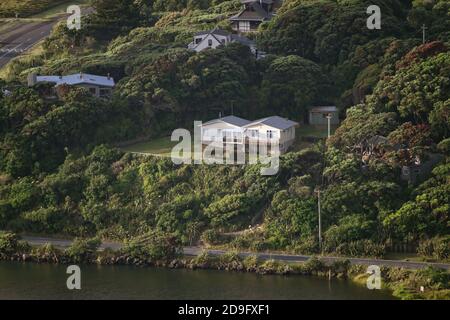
[
  {"left": 188, "top": 28, "right": 257, "bottom": 54},
  {"left": 27, "top": 72, "right": 115, "bottom": 98},
  {"left": 201, "top": 115, "right": 251, "bottom": 148},
  {"left": 201, "top": 115, "right": 298, "bottom": 154},
  {"left": 243, "top": 116, "right": 298, "bottom": 153}
]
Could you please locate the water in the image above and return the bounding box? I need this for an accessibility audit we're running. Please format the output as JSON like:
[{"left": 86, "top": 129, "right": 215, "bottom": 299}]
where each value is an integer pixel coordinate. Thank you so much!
[{"left": 0, "top": 262, "right": 394, "bottom": 300}]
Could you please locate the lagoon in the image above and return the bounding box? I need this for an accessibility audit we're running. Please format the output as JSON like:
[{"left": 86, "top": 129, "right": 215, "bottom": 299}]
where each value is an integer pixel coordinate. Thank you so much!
[{"left": 0, "top": 261, "right": 394, "bottom": 300}]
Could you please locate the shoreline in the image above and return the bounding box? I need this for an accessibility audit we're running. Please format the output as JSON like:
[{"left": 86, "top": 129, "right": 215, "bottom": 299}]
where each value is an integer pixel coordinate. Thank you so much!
[{"left": 1, "top": 241, "right": 449, "bottom": 300}]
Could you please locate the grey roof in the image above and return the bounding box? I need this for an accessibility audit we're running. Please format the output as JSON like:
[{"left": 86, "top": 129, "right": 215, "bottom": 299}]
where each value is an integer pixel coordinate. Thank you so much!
[
  {"left": 245, "top": 116, "right": 299, "bottom": 130},
  {"left": 230, "top": 34, "right": 255, "bottom": 46},
  {"left": 195, "top": 28, "right": 230, "bottom": 37},
  {"left": 309, "top": 106, "right": 338, "bottom": 113},
  {"left": 203, "top": 115, "right": 251, "bottom": 127},
  {"left": 35, "top": 73, "right": 115, "bottom": 87}
]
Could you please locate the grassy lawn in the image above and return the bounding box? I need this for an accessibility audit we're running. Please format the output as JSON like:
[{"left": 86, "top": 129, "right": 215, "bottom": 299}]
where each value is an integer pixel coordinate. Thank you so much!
[
  {"left": 121, "top": 136, "right": 178, "bottom": 157},
  {"left": 290, "top": 124, "right": 338, "bottom": 151},
  {"left": 296, "top": 124, "right": 338, "bottom": 139}
]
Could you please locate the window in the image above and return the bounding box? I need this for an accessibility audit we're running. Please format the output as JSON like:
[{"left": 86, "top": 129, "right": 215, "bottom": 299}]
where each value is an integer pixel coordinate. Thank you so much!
[
  {"left": 208, "top": 39, "right": 213, "bottom": 46},
  {"left": 267, "top": 130, "right": 274, "bottom": 139},
  {"left": 89, "top": 88, "right": 97, "bottom": 95},
  {"left": 99, "top": 88, "right": 110, "bottom": 96},
  {"left": 239, "top": 21, "right": 250, "bottom": 32},
  {"left": 195, "top": 37, "right": 202, "bottom": 44},
  {"left": 250, "top": 129, "right": 258, "bottom": 138}
]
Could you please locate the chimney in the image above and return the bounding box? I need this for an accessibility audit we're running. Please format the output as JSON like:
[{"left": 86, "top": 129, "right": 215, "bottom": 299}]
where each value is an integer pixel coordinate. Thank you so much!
[
  {"left": 79, "top": 72, "right": 83, "bottom": 79},
  {"left": 219, "top": 112, "right": 222, "bottom": 118},
  {"left": 59, "top": 74, "right": 63, "bottom": 80},
  {"left": 27, "top": 73, "right": 37, "bottom": 87},
  {"left": 107, "top": 73, "right": 111, "bottom": 80}
]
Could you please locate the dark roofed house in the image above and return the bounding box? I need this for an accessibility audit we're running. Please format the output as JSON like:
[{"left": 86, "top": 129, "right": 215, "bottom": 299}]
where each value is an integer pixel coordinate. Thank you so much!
[{"left": 230, "top": 0, "right": 282, "bottom": 33}]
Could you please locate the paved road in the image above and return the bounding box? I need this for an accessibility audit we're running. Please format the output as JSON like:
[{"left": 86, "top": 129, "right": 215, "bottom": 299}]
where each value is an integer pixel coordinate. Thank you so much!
[
  {"left": 20, "top": 236, "right": 450, "bottom": 270},
  {"left": 184, "top": 247, "right": 450, "bottom": 271},
  {"left": 21, "top": 236, "right": 123, "bottom": 251},
  {"left": 0, "top": 7, "right": 94, "bottom": 68},
  {"left": 0, "top": 20, "right": 56, "bottom": 68}
]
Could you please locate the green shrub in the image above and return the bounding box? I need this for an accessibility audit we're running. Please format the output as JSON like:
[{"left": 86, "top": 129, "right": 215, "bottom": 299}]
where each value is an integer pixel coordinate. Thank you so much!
[
  {"left": 32, "top": 243, "right": 62, "bottom": 261},
  {"left": 416, "top": 267, "right": 450, "bottom": 290},
  {"left": 334, "top": 240, "right": 386, "bottom": 258},
  {"left": 201, "top": 229, "right": 222, "bottom": 246},
  {"left": 301, "top": 257, "right": 327, "bottom": 274},
  {"left": 122, "top": 232, "right": 182, "bottom": 262},
  {"left": 258, "top": 259, "right": 290, "bottom": 274},
  {"left": 418, "top": 236, "right": 450, "bottom": 260},
  {"left": 292, "top": 236, "right": 319, "bottom": 255},
  {"left": 243, "top": 255, "right": 259, "bottom": 271},
  {"left": 0, "top": 232, "right": 30, "bottom": 255},
  {"left": 65, "top": 237, "right": 101, "bottom": 263}
]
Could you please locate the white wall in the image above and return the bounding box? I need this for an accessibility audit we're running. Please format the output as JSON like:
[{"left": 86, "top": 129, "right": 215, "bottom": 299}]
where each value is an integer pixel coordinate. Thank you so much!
[
  {"left": 193, "top": 34, "right": 228, "bottom": 52},
  {"left": 202, "top": 122, "right": 244, "bottom": 144},
  {"left": 244, "top": 123, "right": 296, "bottom": 153}
]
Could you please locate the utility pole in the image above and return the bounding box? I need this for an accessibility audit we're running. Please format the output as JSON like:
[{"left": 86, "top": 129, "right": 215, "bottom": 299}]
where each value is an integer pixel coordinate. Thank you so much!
[
  {"left": 326, "top": 113, "right": 332, "bottom": 138},
  {"left": 315, "top": 188, "right": 322, "bottom": 253},
  {"left": 422, "top": 24, "right": 427, "bottom": 44}
]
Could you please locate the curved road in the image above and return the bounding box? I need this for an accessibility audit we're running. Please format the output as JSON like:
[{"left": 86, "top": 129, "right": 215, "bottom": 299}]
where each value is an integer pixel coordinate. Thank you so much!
[
  {"left": 0, "top": 7, "right": 94, "bottom": 68},
  {"left": 21, "top": 236, "right": 450, "bottom": 270},
  {"left": 0, "top": 20, "right": 56, "bottom": 68}
]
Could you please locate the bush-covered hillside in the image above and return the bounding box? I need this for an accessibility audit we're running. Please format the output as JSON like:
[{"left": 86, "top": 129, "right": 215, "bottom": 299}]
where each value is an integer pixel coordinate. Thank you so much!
[{"left": 0, "top": 0, "right": 448, "bottom": 259}]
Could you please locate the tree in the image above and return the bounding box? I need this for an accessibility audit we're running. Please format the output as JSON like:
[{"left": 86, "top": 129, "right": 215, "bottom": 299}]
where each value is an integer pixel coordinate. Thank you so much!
[{"left": 260, "top": 55, "right": 326, "bottom": 120}]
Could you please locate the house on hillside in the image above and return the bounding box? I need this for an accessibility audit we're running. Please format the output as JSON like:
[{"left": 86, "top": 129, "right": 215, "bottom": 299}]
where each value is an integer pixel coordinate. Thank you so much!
[
  {"left": 201, "top": 115, "right": 298, "bottom": 154},
  {"left": 27, "top": 72, "right": 115, "bottom": 98},
  {"left": 230, "top": 0, "right": 282, "bottom": 33},
  {"left": 188, "top": 28, "right": 261, "bottom": 57},
  {"left": 243, "top": 116, "right": 298, "bottom": 153},
  {"left": 201, "top": 115, "right": 251, "bottom": 147},
  {"left": 308, "top": 106, "right": 340, "bottom": 125}
]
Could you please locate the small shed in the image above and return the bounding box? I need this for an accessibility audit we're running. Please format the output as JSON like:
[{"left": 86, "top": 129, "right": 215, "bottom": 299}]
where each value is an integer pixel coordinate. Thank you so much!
[{"left": 308, "top": 106, "right": 339, "bottom": 125}]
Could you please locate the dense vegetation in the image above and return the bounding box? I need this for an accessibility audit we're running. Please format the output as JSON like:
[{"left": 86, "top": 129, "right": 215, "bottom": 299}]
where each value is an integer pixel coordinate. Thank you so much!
[
  {"left": 0, "top": 0, "right": 449, "bottom": 263},
  {"left": 0, "top": 0, "right": 69, "bottom": 17}
]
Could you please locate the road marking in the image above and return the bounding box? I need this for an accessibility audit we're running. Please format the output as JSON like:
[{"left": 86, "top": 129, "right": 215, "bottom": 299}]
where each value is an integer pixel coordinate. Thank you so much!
[
  {"left": 23, "top": 41, "right": 39, "bottom": 51},
  {"left": 0, "top": 43, "right": 23, "bottom": 59}
]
